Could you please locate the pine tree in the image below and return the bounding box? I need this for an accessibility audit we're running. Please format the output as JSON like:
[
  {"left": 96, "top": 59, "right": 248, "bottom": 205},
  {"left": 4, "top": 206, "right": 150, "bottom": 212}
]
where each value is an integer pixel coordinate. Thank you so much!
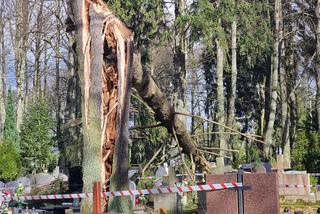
[
  {"left": 20, "top": 99, "right": 55, "bottom": 174},
  {"left": 0, "top": 140, "right": 21, "bottom": 181},
  {"left": 3, "top": 89, "right": 19, "bottom": 149}
]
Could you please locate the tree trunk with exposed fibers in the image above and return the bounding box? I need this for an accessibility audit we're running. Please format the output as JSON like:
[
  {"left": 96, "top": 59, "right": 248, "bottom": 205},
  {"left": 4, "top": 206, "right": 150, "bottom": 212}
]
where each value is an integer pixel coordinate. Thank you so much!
[
  {"left": 70, "top": 0, "right": 133, "bottom": 212},
  {"left": 264, "top": 0, "right": 280, "bottom": 157}
]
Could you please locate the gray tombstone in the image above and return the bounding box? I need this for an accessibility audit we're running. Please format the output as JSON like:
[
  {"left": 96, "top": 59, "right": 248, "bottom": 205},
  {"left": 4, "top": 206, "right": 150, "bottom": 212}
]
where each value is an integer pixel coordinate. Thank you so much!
[
  {"left": 0, "top": 181, "right": 5, "bottom": 191},
  {"left": 154, "top": 167, "right": 177, "bottom": 214},
  {"left": 6, "top": 181, "right": 18, "bottom": 193},
  {"left": 57, "top": 173, "right": 68, "bottom": 182},
  {"left": 35, "top": 173, "right": 55, "bottom": 187},
  {"left": 17, "top": 177, "right": 31, "bottom": 194}
]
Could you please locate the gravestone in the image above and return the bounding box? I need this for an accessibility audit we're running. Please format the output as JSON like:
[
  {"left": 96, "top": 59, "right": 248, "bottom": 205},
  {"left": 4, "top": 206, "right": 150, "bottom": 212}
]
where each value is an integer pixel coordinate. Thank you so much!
[
  {"left": 154, "top": 167, "right": 177, "bottom": 214},
  {"left": 212, "top": 157, "right": 233, "bottom": 175},
  {"left": 203, "top": 172, "right": 279, "bottom": 214},
  {"left": 17, "top": 177, "right": 31, "bottom": 194},
  {"left": 52, "top": 166, "right": 60, "bottom": 178},
  {"left": 155, "top": 163, "right": 169, "bottom": 187},
  {"left": 35, "top": 173, "right": 55, "bottom": 186},
  {"left": 0, "top": 181, "right": 5, "bottom": 191},
  {"left": 280, "top": 171, "right": 311, "bottom": 201},
  {"left": 51, "top": 166, "right": 68, "bottom": 182},
  {"left": 129, "top": 180, "right": 137, "bottom": 208},
  {"left": 6, "top": 181, "right": 18, "bottom": 193},
  {"left": 57, "top": 173, "right": 68, "bottom": 182}
]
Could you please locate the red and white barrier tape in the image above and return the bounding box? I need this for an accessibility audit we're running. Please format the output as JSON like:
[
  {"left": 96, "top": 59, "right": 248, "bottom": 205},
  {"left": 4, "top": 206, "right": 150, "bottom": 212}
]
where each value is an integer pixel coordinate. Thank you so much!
[{"left": 1, "top": 182, "right": 242, "bottom": 201}]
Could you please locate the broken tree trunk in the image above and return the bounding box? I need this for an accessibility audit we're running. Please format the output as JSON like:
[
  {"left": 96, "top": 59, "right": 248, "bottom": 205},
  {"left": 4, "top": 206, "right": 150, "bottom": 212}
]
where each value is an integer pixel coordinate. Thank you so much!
[{"left": 70, "top": 0, "right": 133, "bottom": 212}]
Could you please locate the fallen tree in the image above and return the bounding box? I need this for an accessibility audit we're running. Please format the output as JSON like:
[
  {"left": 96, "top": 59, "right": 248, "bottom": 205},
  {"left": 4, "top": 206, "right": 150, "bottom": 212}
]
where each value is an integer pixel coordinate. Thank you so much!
[{"left": 132, "top": 51, "right": 211, "bottom": 173}]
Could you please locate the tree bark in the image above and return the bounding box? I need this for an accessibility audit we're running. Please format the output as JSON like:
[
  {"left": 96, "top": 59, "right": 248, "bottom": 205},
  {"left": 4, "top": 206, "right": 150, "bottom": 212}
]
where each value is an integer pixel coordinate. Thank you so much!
[
  {"left": 216, "top": 39, "right": 227, "bottom": 165},
  {"left": 174, "top": 0, "right": 187, "bottom": 103},
  {"left": 70, "top": 1, "right": 99, "bottom": 212},
  {"left": 55, "top": 0, "right": 63, "bottom": 151},
  {"left": 226, "top": 21, "right": 237, "bottom": 146},
  {"left": 15, "top": 0, "right": 29, "bottom": 130},
  {"left": 71, "top": 1, "right": 134, "bottom": 212},
  {"left": 33, "top": 0, "right": 44, "bottom": 97},
  {"left": 0, "top": 7, "right": 6, "bottom": 135},
  {"left": 279, "top": 1, "right": 290, "bottom": 168},
  {"left": 316, "top": 0, "right": 320, "bottom": 132},
  {"left": 259, "top": 76, "right": 266, "bottom": 137},
  {"left": 289, "top": 55, "right": 298, "bottom": 149},
  {"left": 264, "top": 0, "right": 280, "bottom": 157}
]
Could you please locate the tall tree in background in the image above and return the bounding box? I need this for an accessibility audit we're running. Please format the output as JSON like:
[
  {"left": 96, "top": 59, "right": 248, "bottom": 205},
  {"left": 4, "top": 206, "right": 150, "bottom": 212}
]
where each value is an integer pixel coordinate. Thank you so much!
[
  {"left": 264, "top": 0, "right": 281, "bottom": 157},
  {"left": 174, "top": 0, "right": 187, "bottom": 104},
  {"left": 279, "top": 1, "right": 290, "bottom": 168},
  {"left": 216, "top": 36, "right": 227, "bottom": 165},
  {"left": 226, "top": 1, "right": 238, "bottom": 156},
  {"left": 14, "top": 0, "right": 29, "bottom": 129},
  {"left": 3, "top": 89, "right": 19, "bottom": 148},
  {"left": 55, "top": 0, "right": 63, "bottom": 159},
  {"left": 0, "top": 2, "right": 6, "bottom": 134},
  {"left": 316, "top": 0, "right": 320, "bottom": 132},
  {"left": 32, "top": 0, "right": 44, "bottom": 97}
]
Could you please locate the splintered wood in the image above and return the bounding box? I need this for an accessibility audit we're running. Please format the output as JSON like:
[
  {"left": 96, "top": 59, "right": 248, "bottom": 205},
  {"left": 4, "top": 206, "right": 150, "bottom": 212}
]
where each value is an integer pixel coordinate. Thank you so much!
[{"left": 83, "top": 0, "right": 133, "bottom": 203}]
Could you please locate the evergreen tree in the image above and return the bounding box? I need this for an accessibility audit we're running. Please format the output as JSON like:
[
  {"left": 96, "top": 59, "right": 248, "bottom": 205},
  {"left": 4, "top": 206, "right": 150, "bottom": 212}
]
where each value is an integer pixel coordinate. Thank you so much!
[
  {"left": 20, "top": 99, "right": 56, "bottom": 174},
  {"left": 3, "top": 89, "right": 20, "bottom": 149},
  {"left": 0, "top": 140, "right": 21, "bottom": 181}
]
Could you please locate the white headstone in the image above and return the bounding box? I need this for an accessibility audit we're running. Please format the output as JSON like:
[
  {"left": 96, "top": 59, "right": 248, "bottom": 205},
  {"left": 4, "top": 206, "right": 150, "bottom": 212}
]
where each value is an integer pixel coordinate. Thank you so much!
[
  {"left": 155, "top": 163, "right": 169, "bottom": 187},
  {"left": 52, "top": 166, "right": 60, "bottom": 178},
  {"left": 129, "top": 180, "right": 136, "bottom": 208}
]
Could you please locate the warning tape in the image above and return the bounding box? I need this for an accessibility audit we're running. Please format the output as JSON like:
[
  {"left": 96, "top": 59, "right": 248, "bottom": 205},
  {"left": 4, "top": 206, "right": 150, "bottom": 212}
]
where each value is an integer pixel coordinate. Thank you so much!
[{"left": 1, "top": 182, "right": 242, "bottom": 201}]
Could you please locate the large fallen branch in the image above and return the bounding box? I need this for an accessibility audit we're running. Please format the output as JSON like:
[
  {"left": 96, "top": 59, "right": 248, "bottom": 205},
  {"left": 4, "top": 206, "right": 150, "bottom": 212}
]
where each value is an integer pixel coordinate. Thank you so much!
[{"left": 132, "top": 51, "right": 211, "bottom": 173}]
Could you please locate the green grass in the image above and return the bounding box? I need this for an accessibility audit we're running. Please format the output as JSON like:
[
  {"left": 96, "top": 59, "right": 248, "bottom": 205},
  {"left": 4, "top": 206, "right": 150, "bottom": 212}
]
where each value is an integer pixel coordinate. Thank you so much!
[{"left": 280, "top": 197, "right": 320, "bottom": 210}]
